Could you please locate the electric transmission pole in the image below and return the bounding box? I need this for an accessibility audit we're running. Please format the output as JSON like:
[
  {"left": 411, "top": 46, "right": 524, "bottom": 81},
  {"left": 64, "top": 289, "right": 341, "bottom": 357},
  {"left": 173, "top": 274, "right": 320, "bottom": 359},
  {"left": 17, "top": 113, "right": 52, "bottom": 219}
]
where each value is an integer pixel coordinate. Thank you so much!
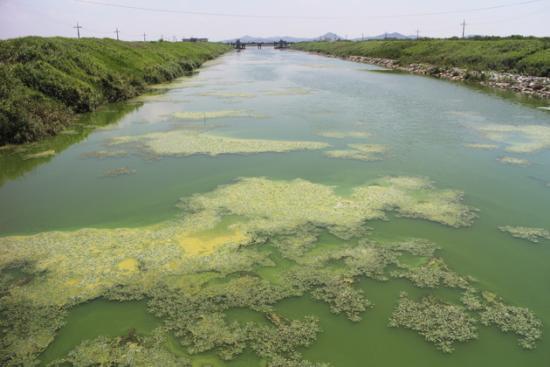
[
  {"left": 143, "top": 33, "right": 146, "bottom": 42},
  {"left": 115, "top": 28, "right": 120, "bottom": 41},
  {"left": 74, "top": 22, "right": 82, "bottom": 39},
  {"left": 416, "top": 29, "right": 420, "bottom": 40},
  {"left": 461, "top": 20, "right": 466, "bottom": 39}
]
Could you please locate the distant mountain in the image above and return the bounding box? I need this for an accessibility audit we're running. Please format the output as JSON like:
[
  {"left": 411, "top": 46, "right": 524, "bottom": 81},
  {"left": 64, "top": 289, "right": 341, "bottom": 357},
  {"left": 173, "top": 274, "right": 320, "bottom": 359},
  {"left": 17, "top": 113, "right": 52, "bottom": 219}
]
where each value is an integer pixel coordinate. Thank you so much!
[
  {"left": 223, "top": 32, "right": 414, "bottom": 44},
  {"left": 316, "top": 32, "right": 341, "bottom": 41},
  {"left": 223, "top": 33, "right": 343, "bottom": 43},
  {"left": 355, "top": 32, "right": 416, "bottom": 40}
]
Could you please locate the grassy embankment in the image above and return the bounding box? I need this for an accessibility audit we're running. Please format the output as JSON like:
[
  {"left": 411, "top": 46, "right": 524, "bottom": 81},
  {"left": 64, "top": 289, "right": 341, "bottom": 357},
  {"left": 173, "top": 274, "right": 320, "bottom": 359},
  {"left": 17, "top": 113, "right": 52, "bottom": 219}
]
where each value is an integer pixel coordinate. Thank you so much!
[
  {"left": 292, "top": 38, "right": 550, "bottom": 77},
  {"left": 0, "top": 37, "right": 231, "bottom": 145}
]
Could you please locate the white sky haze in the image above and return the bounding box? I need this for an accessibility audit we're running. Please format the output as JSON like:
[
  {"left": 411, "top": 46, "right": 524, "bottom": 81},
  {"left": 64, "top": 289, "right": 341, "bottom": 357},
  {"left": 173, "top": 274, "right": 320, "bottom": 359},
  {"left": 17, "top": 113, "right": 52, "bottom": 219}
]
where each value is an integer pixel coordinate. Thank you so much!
[{"left": 0, "top": 0, "right": 548, "bottom": 41}]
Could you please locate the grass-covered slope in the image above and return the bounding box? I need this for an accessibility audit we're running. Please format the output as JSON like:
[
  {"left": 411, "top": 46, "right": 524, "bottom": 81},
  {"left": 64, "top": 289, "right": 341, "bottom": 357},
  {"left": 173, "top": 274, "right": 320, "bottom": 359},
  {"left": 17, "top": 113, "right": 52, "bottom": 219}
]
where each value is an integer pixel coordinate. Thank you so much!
[
  {"left": 0, "top": 37, "right": 231, "bottom": 145},
  {"left": 292, "top": 38, "right": 550, "bottom": 77}
]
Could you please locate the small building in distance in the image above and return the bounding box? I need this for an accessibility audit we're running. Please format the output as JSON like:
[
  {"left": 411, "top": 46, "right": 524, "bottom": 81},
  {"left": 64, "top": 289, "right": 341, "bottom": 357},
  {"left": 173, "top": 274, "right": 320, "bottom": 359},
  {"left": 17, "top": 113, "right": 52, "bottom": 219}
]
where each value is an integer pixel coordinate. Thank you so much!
[{"left": 182, "top": 38, "right": 208, "bottom": 42}]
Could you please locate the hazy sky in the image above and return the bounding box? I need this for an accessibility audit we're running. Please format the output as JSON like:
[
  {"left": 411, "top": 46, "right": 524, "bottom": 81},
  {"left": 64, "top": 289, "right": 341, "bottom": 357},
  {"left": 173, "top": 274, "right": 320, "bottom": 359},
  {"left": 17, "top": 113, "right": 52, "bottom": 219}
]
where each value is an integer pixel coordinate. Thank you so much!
[{"left": 1, "top": 0, "right": 548, "bottom": 41}]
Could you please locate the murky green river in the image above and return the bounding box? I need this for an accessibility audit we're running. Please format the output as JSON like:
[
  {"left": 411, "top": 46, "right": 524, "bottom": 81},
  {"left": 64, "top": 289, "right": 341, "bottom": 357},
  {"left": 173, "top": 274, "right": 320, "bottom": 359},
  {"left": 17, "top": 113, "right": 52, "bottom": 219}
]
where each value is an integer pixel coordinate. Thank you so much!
[{"left": 1, "top": 48, "right": 550, "bottom": 366}]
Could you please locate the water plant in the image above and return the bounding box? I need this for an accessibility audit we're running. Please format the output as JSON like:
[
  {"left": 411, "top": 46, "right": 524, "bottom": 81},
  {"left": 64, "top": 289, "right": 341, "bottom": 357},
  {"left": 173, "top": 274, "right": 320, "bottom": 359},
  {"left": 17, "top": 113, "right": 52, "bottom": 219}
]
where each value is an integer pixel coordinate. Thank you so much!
[
  {"left": 464, "top": 143, "right": 499, "bottom": 150},
  {"left": 316, "top": 131, "right": 370, "bottom": 139},
  {"left": 389, "top": 293, "right": 478, "bottom": 353},
  {"left": 49, "top": 328, "right": 191, "bottom": 367},
  {"left": 0, "top": 176, "right": 542, "bottom": 364},
  {"left": 324, "top": 144, "right": 386, "bottom": 161},
  {"left": 102, "top": 167, "right": 136, "bottom": 177},
  {"left": 479, "top": 295, "right": 543, "bottom": 350},
  {"left": 499, "top": 225, "right": 550, "bottom": 243},
  {"left": 22, "top": 149, "right": 55, "bottom": 160},
  {"left": 476, "top": 124, "right": 550, "bottom": 154},
  {"left": 498, "top": 156, "right": 530, "bottom": 166},
  {"left": 109, "top": 130, "right": 330, "bottom": 157},
  {"left": 172, "top": 110, "right": 253, "bottom": 120}
]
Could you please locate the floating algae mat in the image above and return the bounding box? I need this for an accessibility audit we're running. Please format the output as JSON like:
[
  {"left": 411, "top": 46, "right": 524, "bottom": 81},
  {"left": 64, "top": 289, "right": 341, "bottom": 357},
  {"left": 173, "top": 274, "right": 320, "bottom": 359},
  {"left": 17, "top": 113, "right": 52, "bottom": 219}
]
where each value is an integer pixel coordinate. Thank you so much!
[
  {"left": 325, "top": 144, "right": 387, "bottom": 161},
  {"left": 317, "top": 131, "right": 371, "bottom": 139},
  {"left": 1, "top": 47, "right": 550, "bottom": 367},
  {"left": 109, "top": 130, "right": 330, "bottom": 157}
]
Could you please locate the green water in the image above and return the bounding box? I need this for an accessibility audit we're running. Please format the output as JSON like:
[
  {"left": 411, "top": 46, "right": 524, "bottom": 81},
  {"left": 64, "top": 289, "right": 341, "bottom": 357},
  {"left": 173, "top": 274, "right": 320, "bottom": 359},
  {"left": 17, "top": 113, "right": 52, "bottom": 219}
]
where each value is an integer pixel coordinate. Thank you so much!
[{"left": 1, "top": 48, "right": 550, "bottom": 366}]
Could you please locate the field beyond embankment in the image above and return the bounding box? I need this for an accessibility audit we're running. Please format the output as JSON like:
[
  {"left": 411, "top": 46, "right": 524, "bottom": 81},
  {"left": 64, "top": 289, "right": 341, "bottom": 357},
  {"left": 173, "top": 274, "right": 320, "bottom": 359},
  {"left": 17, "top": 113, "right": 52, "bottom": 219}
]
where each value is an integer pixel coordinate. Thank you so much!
[
  {"left": 0, "top": 37, "right": 231, "bottom": 145},
  {"left": 292, "top": 38, "right": 550, "bottom": 77}
]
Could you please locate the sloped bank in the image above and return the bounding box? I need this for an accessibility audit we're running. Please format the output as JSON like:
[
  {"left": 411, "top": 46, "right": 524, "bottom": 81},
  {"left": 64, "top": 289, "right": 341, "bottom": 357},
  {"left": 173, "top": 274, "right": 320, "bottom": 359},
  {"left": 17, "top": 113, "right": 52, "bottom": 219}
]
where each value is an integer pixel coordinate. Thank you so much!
[
  {"left": 292, "top": 40, "right": 550, "bottom": 99},
  {"left": 0, "top": 37, "right": 231, "bottom": 145},
  {"left": 347, "top": 55, "right": 549, "bottom": 99}
]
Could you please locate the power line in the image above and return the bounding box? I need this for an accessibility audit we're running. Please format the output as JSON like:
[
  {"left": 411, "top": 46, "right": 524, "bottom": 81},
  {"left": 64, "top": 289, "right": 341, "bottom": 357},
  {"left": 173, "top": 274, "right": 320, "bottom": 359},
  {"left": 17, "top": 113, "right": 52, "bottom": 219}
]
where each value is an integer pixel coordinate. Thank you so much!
[{"left": 72, "top": 0, "right": 546, "bottom": 20}]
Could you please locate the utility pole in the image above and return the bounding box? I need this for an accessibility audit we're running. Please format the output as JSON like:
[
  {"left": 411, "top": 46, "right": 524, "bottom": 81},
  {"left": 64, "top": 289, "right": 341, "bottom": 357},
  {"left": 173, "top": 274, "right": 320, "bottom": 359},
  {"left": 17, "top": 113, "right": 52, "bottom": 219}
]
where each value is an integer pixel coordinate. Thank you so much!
[
  {"left": 461, "top": 19, "right": 467, "bottom": 39},
  {"left": 416, "top": 29, "right": 420, "bottom": 40},
  {"left": 115, "top": 28, "right": 120, "bottom": 41},
  {"left": 74, "top": 22, "right": 82, "bottom": 39},
  {"left": 143, "top": 33, "right": 146, "bottom": 42}
]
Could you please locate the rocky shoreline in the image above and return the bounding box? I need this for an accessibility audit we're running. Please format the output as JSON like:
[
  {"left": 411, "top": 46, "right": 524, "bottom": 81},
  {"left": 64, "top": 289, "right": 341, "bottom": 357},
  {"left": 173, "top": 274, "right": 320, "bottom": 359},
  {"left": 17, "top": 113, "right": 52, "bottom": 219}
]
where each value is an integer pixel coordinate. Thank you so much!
[{"left": 329, "top": 54, "right": 549, "bottom": 99}]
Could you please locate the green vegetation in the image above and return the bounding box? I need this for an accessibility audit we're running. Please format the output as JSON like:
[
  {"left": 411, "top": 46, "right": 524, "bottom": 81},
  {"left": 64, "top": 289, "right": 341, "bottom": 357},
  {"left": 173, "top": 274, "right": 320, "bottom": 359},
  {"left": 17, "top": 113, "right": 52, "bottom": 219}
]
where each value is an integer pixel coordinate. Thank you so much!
[
  {"left": 499, "top": 226, "right": 550, "bottom": 243},
  {"left": 0, "top": 176, "right": 543, "bottom": 365},
  {"left": 0, "top": 37, "right": 230, "bottom": 145},
  {"left": 389, "top": 293, "right": 478, "bottom": 353},
  {"left": 292, "top": 38, "right": 550, "bottom": 77}
]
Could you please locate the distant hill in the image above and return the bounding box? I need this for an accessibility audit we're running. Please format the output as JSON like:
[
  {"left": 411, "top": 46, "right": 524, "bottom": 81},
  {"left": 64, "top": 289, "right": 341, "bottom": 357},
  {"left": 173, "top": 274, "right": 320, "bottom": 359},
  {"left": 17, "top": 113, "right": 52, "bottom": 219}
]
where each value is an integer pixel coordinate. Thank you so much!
[
  {"left": 354, "top": 32, "right": 416, "bottom": 40},
  {"left": 223, "top": 32, "right": 343, "bottom": 43},
  {"left": 224, "top": 32, "right": 416, "bottom": 43}
]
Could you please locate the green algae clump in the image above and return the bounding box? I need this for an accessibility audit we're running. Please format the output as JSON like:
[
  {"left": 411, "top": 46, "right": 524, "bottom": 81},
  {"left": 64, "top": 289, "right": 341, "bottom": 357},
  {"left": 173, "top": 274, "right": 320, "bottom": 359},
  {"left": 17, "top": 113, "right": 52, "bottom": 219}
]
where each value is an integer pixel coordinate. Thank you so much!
[
  {"left": 317, "top": 131, "right": 370, "bottom": 139},
  {"left": 109, "top": 130, "right": 330, "bottom": 157},
  {"left": 49, "top": 329, "right": 191, "bottom": 367},
  {"left": 464, "top": 143, "right": 499, "bottom": 150},
  {"left": 498, "top": 156, "right": 530, "bottom": 166},
  {"left": 102, "top": 167, "right": 136, "bottom": 177},
  {"left": 22, "top": 150, "right": 56, "bottom": 160},
  {"left": 172, "top": 110, "right": 253, "bottom": 120},
  {"left": 324, "top": 144, "right": 386, "bottom": 161},
  {"left": 499, "top": 226, "right": 550, "bottom": 243},
  {"left": 476, "top": 124, "right": 550, "bottom": 154},
  {"left": 480, "top": 297, "right": 543, "bottom": 350},
  {"left": 389, "top": 293, "right": 478, "bottom": 353}
]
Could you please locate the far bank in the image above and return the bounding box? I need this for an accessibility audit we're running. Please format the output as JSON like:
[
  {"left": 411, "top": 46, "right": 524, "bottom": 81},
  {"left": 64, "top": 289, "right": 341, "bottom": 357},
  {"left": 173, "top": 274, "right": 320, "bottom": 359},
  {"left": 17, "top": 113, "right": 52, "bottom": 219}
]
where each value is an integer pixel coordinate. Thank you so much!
[{"left": 291, "top": 38, "right": 550, "bottom": 100}]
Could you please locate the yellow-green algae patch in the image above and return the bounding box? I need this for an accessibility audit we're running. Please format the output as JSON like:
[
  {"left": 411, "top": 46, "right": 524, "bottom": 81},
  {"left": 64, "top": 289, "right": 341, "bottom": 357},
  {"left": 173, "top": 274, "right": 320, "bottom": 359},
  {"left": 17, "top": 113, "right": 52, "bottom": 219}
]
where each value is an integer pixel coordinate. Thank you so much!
[
  {"left": 499, "top": 225, "right": 550, "bottom": 243},
  {"left": 389, "top": 292, "right": 477, "bottom": 353},
  {"left": 324, "top": 144, "right": 387, "bottom": 161},
  {"left": 80, "top": 150, "right": 128, "bottom": 159},
  {"left": 464, "top": 143, "right": 499, "bottom": 150},
  {"left": 5, "top": 177, "right": 545, "bottom": 366},
  {"left": 172, "top": 110, "right": 254, "bottom": 120},
  {"left": 264, "top": 87, "right": 311, "bottom": 96},
  {"left": 102, "top": 167, "right": 136, "bottom": 177},
  {"left": 475, "top": 124, "right": 550, "bottom": 153},
  {"left": 22, "top": 150, "right": 56, "bottom": 160},
  {"left": 498, "top": 156, "right": 530, "bottom": 166},
  {"left": 316, "top": 131, "right": 370, "bottom": 139},
  {"left": 198, "top": 91, "right": 256, "bottom": 99},
  {"left": 109, "top": 130, "right": 330, "bottom": 157}
]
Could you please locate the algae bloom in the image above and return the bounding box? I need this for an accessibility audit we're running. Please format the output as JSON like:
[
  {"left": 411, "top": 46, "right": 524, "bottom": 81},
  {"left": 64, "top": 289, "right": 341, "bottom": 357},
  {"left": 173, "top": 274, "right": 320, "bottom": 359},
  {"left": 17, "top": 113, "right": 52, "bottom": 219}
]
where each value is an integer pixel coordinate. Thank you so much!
[
  {"left": 317, "top": 131, "right": 370, "bottom": 139},
  {"left": 499, "top": 225, "right": 550, "bottom": 243},
  {"left": 109, "top": 130, "right": 330, "bottom": 157},
  {"left": 475, "top": 124, "right": 550, "bottom": 154},
  {"left": 498, "top": 156, "right": 530, "bottom": 166},
  {"left": 172, "top": 110, "right": 254, "bottom": 120},
  {"left": 325, "top": 144, "right": 387, "bottom": 161}
]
